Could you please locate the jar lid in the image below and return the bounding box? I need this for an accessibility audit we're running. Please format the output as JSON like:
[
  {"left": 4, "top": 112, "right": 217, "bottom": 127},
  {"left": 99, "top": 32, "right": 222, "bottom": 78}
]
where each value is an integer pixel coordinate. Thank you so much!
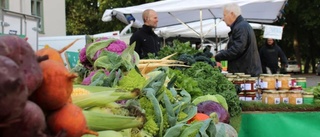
[
  {"left": 234, "top": 73, "right": 245, "bottom": 76},
  {"left": 282, "top": 74, "right": 291, "bottom": 77},
  {"left": 240, "top": 74, "right": 251, "bottom": 78},
  {"left": 289, "top": 90, "right": 302, "bottom": 93},
  {"left": 226, "top": 75, "right": 237, "bottom": 78},
  {"left": 278, "top": 90, "right": 289, "bottom": 93},
  {"left": 233, "top": 78, "right": 244, "bottom": 81},
  {"left": 296, "top": 77, "right": 306, "bottom": 80},
  {"left": 302, "top": 92, "right": 314, "bottom": 95},
  {"left": 263, "top": 90, "right": 278, "bottom": 93},
  {"left": 274, "top": 74, "right": 283, "bottom": 77}
]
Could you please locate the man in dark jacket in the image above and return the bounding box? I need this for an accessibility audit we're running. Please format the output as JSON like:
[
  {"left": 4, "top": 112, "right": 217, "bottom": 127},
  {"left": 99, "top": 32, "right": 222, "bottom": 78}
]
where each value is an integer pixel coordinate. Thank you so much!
[
  {"left": 215, "top": 3, "right": 262, "bottom": 77},
  {"left": 259, "top": 38, "right": 288, "bottom": 74},
  {"left": 130, "top": 9, "right": 161, "bottom": 59}
]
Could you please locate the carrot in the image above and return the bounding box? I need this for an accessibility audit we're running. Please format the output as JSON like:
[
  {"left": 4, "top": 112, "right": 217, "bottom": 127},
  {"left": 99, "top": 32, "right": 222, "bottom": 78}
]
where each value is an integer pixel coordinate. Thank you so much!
[
  {"left": 36, "top": 39, "right": 79, "bottom": 64},
  {"left": 47, "top": 103, "right": 98, "bottom": 137},
  {"left": 30, "top": 60, "right": 77, "bottom": 111},
  {"left": 187, "top": 113, "right": 210, "bottom": 124}
]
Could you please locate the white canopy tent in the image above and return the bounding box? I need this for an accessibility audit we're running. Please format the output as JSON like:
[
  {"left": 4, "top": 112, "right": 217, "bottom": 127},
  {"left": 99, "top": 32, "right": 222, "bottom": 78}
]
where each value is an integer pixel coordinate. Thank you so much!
[
  {"left": 154, "top": 18, "right": 264, "bottom": 39},
  {"left": 102, "top": 0, "right": 286, "bottom": 52},
  {"left": 102, "top": 0, "right": 286, "bottom": 29}
]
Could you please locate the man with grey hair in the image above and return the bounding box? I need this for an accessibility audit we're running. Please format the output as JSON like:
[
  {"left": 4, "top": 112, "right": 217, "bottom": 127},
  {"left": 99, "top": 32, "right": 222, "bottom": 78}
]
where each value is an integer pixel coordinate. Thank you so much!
[
  {"left": 130, "top": 9, "right": 161, "bottom": 59},
  {"left": 215, "top": 3, "right": 262, "bottom": 77}
]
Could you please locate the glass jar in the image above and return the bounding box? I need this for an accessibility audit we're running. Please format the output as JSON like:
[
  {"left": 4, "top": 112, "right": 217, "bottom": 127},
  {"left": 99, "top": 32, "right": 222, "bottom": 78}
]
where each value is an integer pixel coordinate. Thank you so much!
[
  {"left": 302, "top": 92, "right": 314, "bottom": 104},
  {"left": 278, "top": 74, "right": 291, "bottom": 90},
  {"left": 288, "top": 90, "right": 303, "bottom": 105},
  {"left": 262, "top": 90, "right": 280, "bottom": 104},
  {"left": 260, "top": 74, "right": 276, "bottom": 90},
  {"left": 244, "top": 77, "right": 257, "bottom": 93},
  {"left": 296, "top": 77, "right": 307, "bottom": 89},
  {"left": 238, "top": 92, "right": 256, "bottom": 101},
  {"left": 278, "top": 90, "right": 289, "bottom": 104}
]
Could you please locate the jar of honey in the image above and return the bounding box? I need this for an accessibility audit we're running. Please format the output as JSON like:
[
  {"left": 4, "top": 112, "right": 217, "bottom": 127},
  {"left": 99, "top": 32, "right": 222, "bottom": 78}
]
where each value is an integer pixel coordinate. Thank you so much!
[
  {"left": 277, "top": 74, "right": 291, "bottom": 90},
  {"left": 233, "top": 78, "right": 244, "bottom": 91},
  {"left": 260, "top": 74, "right": 276, "bottom": 90},
  {"left": 278, "top": 90, "right": 289, "bottom": 104},
  {"left": 288, "top": 90, "right": 303, "bottom": 105},
  {"left": 262, "top": 90, "right": 280, "bottom": 104}
]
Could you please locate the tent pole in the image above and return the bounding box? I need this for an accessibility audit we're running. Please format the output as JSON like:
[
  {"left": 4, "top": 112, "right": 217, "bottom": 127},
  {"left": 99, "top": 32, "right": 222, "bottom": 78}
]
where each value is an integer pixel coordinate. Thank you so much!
[{"left": 168, "top": 12, "right": 201, "bottom": 37}]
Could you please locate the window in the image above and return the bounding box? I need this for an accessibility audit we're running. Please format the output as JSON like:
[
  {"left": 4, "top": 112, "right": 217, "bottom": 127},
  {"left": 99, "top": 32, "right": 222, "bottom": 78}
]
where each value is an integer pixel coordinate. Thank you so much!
[
  {"left": 0, "top": 0, "right": 9, "bottom": 9},
  {"left": 31, "top": 0, "right": 43, "bottom": 33}
]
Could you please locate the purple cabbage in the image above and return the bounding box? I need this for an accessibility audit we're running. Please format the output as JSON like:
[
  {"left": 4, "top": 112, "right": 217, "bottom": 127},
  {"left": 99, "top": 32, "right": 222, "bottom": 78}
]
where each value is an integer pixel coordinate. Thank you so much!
[
  {"left": 79, "top": 38, "right": 128, "bottom": 68},
  {"left": 197, "top": 100, "right": 230, "bottom": 123}
]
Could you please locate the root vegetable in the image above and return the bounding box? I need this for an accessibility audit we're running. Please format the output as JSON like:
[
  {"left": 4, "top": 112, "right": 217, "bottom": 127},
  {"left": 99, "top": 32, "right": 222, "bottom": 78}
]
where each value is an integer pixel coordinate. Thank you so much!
[
  {"left": 36, "top": 39, "right": 79, "bottom": 64},
  {"left": 0, "top": 55, "right": 28, "bottom": 127},
  {"left": 0, "top": 35, "right": 43, "bottom": 95},
  {"left": 0, "top": 101, "right": 47, "bottom": 137},
  {"left": 30, "top": 60, "right": 77, "bottom": 111},
  {"left": 47, "top": 103, "right": 98, "bottom": 137}
]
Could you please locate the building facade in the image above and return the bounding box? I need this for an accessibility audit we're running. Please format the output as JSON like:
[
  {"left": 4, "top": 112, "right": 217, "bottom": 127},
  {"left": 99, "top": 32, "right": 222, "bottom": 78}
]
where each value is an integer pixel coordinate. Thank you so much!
[{"left": 1, "top": 0, "right": 66, "bottom": 37}]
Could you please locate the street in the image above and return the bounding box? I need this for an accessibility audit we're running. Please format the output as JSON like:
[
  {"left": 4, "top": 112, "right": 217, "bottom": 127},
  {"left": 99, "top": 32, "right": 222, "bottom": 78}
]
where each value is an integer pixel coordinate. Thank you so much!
[{"left": 290, "top": 73, "right": 320, "bottom": 88}]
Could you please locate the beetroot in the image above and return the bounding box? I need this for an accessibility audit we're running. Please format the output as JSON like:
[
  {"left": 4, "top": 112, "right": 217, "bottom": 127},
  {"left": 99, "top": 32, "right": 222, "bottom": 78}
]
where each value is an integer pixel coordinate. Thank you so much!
[
  {"left": 0, "top": 35, "right": 43, "bottom": 96},
  {"left": 0, "top": 101, "right": 47, "bottom": 137},
  {"left": 197, "top": 100, "right": 230, "bottom": 123},
  {"left": 0, "top": 55, "right": 28, "bottom": 127}
]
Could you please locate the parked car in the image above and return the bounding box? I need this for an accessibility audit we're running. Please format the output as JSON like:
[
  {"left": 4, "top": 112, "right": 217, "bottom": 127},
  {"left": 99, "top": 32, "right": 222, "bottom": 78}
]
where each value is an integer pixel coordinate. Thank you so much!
[{"left": 285, "top": 60, "right": 301, "bottom": 73}]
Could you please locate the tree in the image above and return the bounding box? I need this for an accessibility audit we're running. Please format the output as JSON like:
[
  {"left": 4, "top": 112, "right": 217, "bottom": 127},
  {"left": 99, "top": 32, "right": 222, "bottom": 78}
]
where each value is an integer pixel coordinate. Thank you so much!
[
  {"left": 66, "top": 0, "right": 158, "bottom": 35},
  {"left": 279, "top": 0, "right": 320, "bottom": 73}
]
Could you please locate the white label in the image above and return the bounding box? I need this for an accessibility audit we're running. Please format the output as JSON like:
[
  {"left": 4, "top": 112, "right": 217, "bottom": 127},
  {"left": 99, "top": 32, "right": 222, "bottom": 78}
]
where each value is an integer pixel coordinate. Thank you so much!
[
  {"left": 265, "top": 97, "right": 268, "bottom": 104},
  {"left": 283, "top": 98, "right": 289, "bottom": 104},
  {"left": 296, "top": 98, "right": 303, "bottom": 104},
  {"left": 276, "top": 81, "right": 282, "bottom": 88},
  {"left": 244, "top": 83, "right": 252, "bottom": 90},
  {"left": 239, "top": 97, "right": 246, "bottom": 101},
  {"left": 240, "top": 84, "right": 245, "bottom": 91},
  {"left": 274, "top": 98, "right": 280, "bottom": 104},
  {"left": 289, "top": 81, "right": 292, "bottom": 87},
  {"left": 261, "top": 82, "right": 268, "bottom": 89},
  {"left": 245, "top": 97, "right": 253, "bottom": 101}
]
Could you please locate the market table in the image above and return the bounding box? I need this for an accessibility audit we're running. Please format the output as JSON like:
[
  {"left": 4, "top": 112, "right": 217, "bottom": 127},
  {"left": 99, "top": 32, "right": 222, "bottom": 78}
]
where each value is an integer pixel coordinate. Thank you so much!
[{"left": 238, "top": 111, "right": 320, "bottom": 137}]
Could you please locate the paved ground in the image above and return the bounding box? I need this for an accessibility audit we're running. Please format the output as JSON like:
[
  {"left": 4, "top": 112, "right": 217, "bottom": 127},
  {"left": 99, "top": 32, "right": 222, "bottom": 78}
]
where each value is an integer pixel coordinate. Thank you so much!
[{"left": 290, "top": 73, "right": 320, "bottom": 87}]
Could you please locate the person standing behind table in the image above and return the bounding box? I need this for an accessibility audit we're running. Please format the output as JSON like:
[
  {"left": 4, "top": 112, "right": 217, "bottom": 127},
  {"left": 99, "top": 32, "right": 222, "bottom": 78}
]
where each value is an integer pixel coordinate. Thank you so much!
[
  {"left": 214, "top": 3, "right": 262, "bottom": 77},
  {"left": 129, "top": 9, "right": 161, "bottom": 59},
  {"left": 259, "top": 38, "right": 288, "bottom": 74}
]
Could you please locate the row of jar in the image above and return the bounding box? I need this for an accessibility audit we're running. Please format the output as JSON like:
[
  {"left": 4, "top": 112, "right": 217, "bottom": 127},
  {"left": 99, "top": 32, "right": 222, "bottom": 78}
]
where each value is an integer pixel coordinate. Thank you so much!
[
  {"left": 226, "top": 73, "right": 307, "bottom": 91},
  {"left": 261, "top": 90, "right": 314, "bottom": 105}
]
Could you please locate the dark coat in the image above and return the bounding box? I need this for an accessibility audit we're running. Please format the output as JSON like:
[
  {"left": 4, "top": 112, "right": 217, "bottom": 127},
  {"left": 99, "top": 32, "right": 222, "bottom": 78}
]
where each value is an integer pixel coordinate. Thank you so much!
[
  {"left": 129, "top": 25, "right": 161, "bottom": 59},
  {"left": 215, "top": 15, "right": 262, "bottom": 77},
  {"left": 259, "top": 40, "right": 288, "bottom": 74}
]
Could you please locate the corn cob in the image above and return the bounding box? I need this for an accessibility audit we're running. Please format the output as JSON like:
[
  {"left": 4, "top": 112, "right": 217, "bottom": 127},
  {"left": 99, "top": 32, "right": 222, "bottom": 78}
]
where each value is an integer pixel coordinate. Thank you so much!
[
  {"left": 72, "top": 87, "right": 91, "bottom": 97},
  {"left": 83, "top": 110, "right": 144, "bottom": 131}
]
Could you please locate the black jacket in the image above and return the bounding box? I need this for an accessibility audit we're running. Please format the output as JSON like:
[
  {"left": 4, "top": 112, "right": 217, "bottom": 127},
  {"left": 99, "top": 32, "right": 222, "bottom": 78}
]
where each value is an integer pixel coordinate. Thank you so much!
[
  {"left": 259, "top": 41, "right": 288, "bottom": 73},
  {"left": 215, "top": 15, "right": 262, "bottom": 77},
  {"left": 129, "top": 25, "right": 161, "bottom": 59}
]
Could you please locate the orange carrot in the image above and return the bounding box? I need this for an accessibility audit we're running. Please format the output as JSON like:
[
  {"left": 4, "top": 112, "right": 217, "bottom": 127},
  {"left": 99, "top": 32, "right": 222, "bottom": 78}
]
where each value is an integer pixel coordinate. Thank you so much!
[
  {"left": 30, "top": 60, "right": 77, "bottom": 111},
  {"left": 36, "top": 39, "right": 79, "bottom": 64},
  {"left": 47, "top": 103, "right": 98, "bottom": 137}
]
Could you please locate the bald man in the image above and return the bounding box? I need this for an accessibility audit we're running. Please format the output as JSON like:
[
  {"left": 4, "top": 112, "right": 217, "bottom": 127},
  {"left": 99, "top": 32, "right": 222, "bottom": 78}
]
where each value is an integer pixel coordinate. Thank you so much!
[
  {"left": 130, "top": 9, "right": 161, "bottom": 59},
  {"left": 215, "top": 3, "right": 262, "bottom": 77}
]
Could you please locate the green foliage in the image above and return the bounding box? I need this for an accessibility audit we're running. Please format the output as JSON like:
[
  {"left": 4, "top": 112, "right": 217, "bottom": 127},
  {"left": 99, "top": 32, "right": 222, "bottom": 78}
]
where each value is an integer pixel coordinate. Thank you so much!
[
  {"left": 147, "top": 40, "right": 200, "bottom": 59},
  {"left": 66, "top": 0, "right": 158, "bottom": 35}
]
